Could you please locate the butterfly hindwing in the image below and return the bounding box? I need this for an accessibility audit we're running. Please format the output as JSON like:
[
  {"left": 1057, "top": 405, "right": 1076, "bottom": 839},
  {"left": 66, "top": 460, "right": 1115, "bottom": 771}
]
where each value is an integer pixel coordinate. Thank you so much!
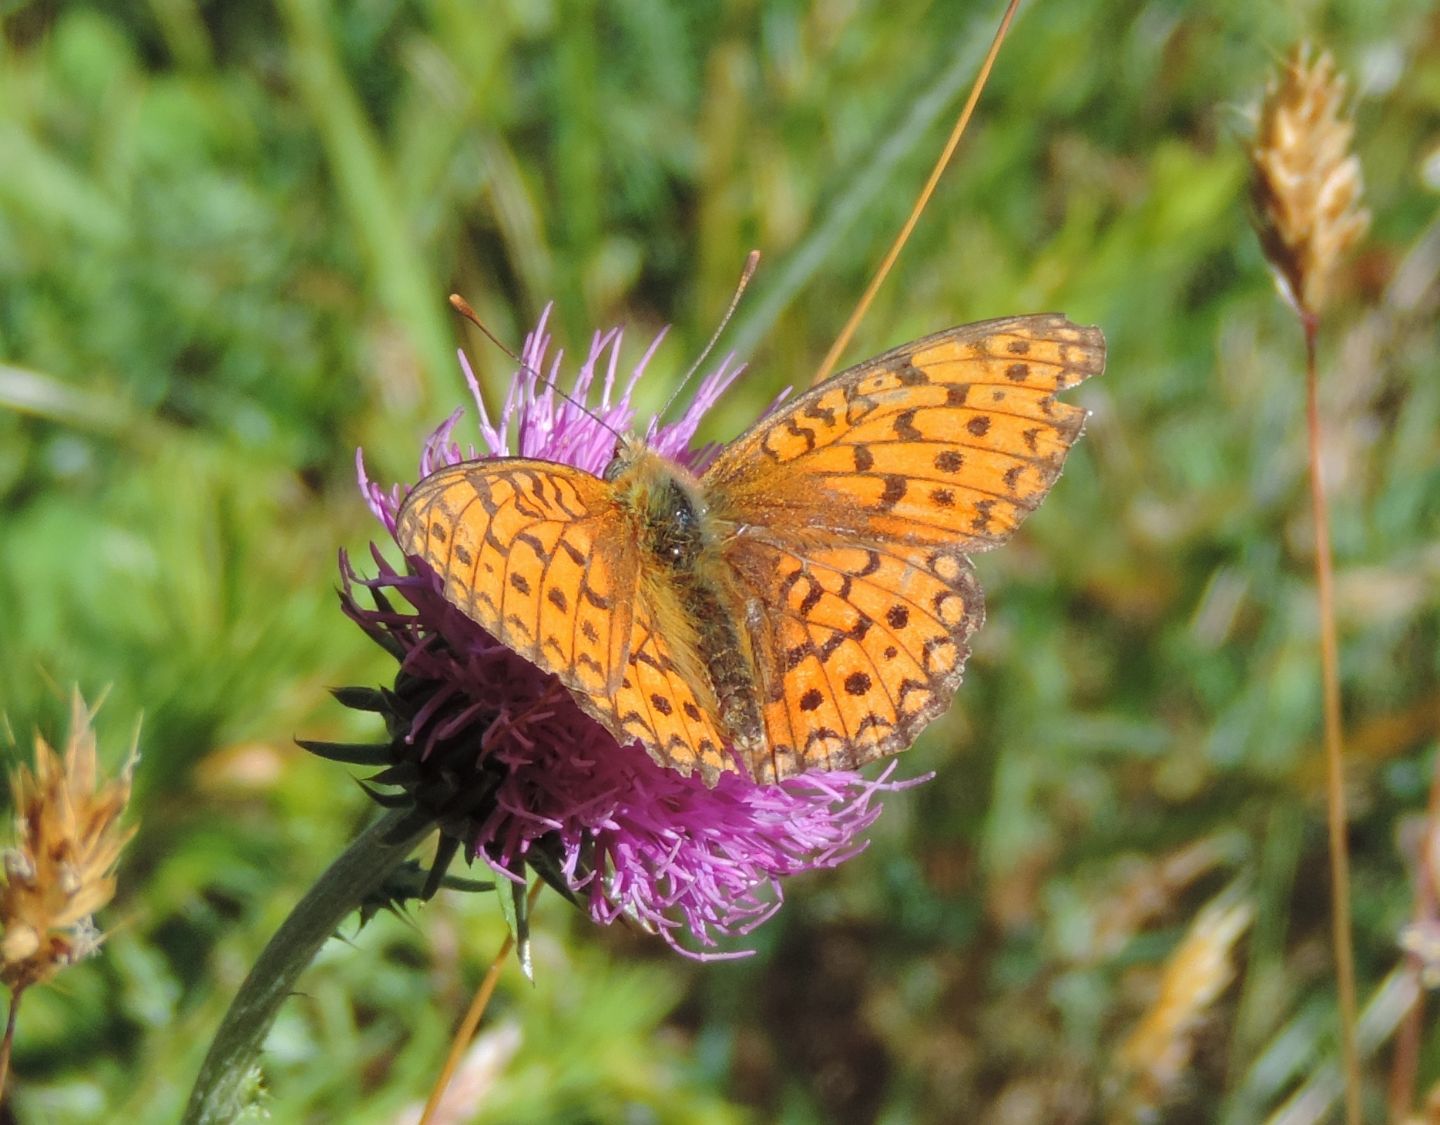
[
  {"left": 606, "top": 594, "right": 733, "bottom": 781},
  {"left": 724, "top": 534, "right": 983, "bottom": 779}
]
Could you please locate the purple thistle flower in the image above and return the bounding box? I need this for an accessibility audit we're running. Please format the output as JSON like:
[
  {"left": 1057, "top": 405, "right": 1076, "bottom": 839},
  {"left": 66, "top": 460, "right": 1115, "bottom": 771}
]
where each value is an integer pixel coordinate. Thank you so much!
[{"left": 342, "top": 306, "right": 924, "bottom": 958}]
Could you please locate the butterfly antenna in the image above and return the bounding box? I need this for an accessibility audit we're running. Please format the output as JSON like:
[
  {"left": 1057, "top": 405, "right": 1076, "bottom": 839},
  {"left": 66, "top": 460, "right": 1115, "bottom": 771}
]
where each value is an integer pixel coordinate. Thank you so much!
[
  {"left": 448, "top": 294, "right": 626, "bottom": 445},
  {"left": 653, "top": 250, "right": 761, "bottom": 428},
  {"left": 449, "top": 294, "right": 522, "bottom": 362}
]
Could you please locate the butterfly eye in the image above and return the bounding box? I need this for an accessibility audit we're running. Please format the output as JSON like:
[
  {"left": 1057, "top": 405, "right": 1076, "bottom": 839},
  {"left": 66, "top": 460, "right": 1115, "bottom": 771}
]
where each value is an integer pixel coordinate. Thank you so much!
[{"left": 602, "top": 443, "right": 626, "bottom": 482}]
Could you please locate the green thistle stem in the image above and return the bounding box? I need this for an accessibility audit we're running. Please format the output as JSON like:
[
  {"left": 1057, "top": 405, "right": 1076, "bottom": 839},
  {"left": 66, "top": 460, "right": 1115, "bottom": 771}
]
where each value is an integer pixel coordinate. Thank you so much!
[{"left": 183, "top": 809, "right": 435, "bottom": 1125}]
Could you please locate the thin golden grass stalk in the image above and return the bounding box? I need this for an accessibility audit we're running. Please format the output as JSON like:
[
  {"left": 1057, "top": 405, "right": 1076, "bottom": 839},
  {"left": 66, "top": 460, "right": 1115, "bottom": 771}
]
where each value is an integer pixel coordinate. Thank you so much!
[
  {"left": 0, "top": 692, "right": 137, "bottom": 1093},
  {"left": 1249, "top": 42, "right": 1369, "bottom": 1125},
  {"left": 419, "top": 879, "right": 542, "bottom": 1125},
  {"left": 1303, "top": 320, "right": 1362, "bottom": 1125},
  {"left": 1116, "top": 894, "right": 1254, "bottom": 1113},
  {"left": 810, "top": 0, "right": 1022, "bottom": 385}
]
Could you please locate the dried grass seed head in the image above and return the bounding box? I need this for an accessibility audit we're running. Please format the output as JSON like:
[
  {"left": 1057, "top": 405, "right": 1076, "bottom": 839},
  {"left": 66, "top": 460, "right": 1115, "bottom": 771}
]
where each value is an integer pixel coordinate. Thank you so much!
[
  {"left": 0, "top": 693, "right": 136, "bottom": 993},
  {"left": 1250, "top": 43, "right": 1370, "bottom": 317}
]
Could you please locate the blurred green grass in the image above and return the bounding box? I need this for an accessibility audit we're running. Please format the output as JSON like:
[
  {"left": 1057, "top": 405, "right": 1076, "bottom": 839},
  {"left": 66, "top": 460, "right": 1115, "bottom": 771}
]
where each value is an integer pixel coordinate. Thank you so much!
[{"left": 1, "top": 0, "right": 1438, "bottom": 1120}]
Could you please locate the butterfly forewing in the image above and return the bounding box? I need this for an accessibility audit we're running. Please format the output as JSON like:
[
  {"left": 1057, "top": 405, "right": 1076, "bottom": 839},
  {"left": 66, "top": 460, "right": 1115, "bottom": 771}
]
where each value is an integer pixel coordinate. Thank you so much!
[
  {"left": 705, "top": 315, "right": 1104, "bottom": 551},
  {"left": 397, "top": 457, "right": 734, "bottom": 780},
  {"left": 396, "top": 460, "right": 638, "bottom": 701}
]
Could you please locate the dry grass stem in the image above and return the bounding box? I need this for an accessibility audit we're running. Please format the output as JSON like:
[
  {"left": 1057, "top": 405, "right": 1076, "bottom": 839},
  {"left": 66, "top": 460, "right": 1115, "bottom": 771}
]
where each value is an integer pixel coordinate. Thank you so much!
[
  {"left": 419, "top": 879, "right": 542, "bottom": 1125},
  {"left": 1251, "top": 43, "right": 1370, "bottom": 318},
  {"left": 1, "top": 693, "right": 136, "bottom": 995},
  {"left": 1250, "top": 43, "right": 1370, "bottom": 1124}
]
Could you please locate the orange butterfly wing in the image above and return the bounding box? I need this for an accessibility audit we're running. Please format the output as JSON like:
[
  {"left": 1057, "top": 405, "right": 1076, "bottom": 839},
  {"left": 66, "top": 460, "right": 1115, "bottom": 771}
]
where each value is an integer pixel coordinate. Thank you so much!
[
  {"left": 704, "top": 314, "right": 1105, "bottom": 779},
  {"left": 397, "top": 461, "right": 636, "bottom": 698},
  {"left": 612, "top": 590, "right": 734, "bottom": 779},
  {"left": 395, "top": 459, "right": 731, "bottom": 776}
]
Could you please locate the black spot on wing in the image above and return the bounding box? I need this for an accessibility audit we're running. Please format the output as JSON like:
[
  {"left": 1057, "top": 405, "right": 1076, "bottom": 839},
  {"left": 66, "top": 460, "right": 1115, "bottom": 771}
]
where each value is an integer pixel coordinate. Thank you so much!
[
  {"left": 878, "top": 475, "right": 907, "bottom": 511},
  {"left": 804, "top": 398, "right": 838, "bottom": 427},
  {"left": 784, "top": 417, "right": 818, "bottom": 452},
  {"left": 514, "top": 531, "right": 547, "bottom": 560},
  {"left": 556, "top": 538, "right": 587, "bottom": 566},
  {"left": 892, "top": 410, "right": 922, "bottom": 441},
  {"left": 576, "top": 650, "right": 604, "bottom": 678},
  {"left": 895, "top": 361, "right": 928, "bottom": 386},
  {"left": 580, "top": 582, "right": 611, "bottom": 610}
]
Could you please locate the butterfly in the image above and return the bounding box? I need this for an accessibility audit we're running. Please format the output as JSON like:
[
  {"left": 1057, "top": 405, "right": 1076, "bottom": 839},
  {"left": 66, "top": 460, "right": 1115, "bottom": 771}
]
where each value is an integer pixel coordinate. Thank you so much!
[{"left": 396, "top": 314, "right": 1104, "bottom": 784}]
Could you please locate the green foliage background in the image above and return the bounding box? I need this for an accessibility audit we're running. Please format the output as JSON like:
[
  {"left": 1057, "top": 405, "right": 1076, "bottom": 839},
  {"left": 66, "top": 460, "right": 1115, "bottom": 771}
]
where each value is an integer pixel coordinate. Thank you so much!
[{"left": 1, "top": 0, "right": 1437, "bottom": 1120}]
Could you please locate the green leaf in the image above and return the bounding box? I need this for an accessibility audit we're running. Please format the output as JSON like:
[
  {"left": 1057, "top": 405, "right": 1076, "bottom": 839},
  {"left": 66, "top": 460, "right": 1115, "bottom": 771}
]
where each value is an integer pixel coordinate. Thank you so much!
[{"left": 489, "top": 858, "right": 533, "bottom": 983}]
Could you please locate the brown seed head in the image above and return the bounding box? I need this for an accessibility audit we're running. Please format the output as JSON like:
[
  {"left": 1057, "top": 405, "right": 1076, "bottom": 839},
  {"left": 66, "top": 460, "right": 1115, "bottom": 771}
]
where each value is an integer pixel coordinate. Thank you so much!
[
  {"left": 0, "top": 693, "right": 136, "bottom": 993},
  {"left": 1250, "top": 43, "right": 1370, "bottom": 317}
]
